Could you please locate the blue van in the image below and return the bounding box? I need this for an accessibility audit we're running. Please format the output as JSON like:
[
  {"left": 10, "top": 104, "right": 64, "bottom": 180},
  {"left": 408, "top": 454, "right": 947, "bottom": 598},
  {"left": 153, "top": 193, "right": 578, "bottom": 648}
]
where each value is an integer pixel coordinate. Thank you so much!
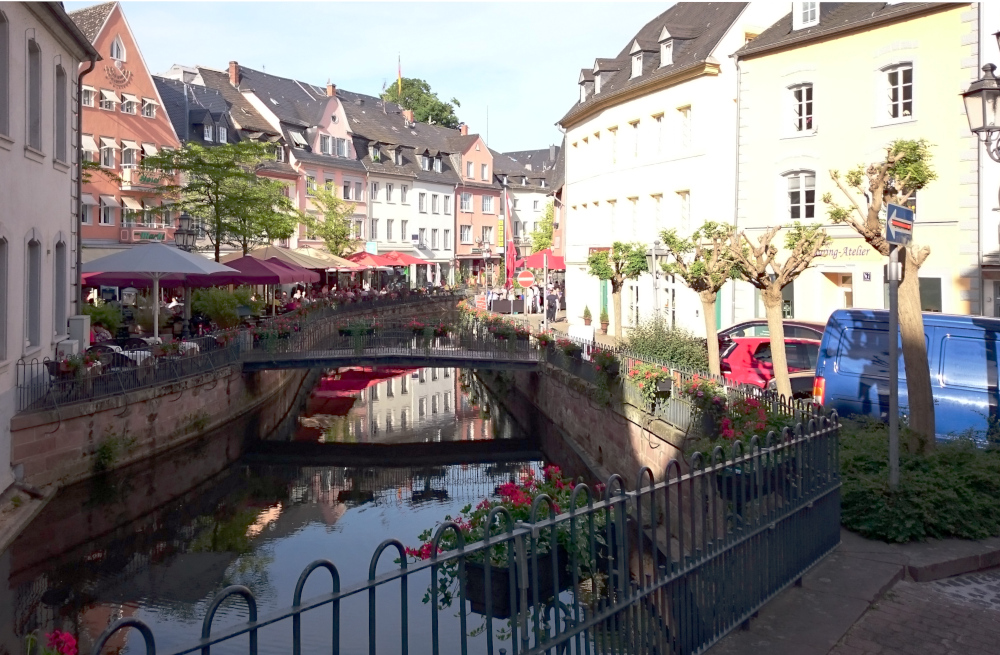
[{"left": 814, "top": 309, "right": 1000, "bottom": 442}]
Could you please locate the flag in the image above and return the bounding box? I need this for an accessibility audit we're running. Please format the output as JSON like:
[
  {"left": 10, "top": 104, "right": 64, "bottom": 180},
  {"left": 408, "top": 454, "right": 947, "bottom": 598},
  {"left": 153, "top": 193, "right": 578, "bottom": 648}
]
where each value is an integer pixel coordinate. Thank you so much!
[
  {"left": 505, "top": 186, "right": 515, "bottom": 290},
  {"left": 397, "top": 55, "right": 402, "bottom": 99}
]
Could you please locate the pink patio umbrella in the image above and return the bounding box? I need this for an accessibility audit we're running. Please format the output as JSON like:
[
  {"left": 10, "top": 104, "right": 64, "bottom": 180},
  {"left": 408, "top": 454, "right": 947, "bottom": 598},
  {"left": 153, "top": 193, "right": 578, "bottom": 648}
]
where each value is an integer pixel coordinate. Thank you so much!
[{"left": 266, "top": 257, "right": 321, "bottom": 283}]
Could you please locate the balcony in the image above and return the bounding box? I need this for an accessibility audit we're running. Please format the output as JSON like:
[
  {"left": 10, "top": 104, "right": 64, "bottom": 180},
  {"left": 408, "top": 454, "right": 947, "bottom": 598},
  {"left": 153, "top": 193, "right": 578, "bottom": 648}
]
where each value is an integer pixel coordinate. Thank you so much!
[
  {"left": 120, "top": 167, "right": 164, "bottom": 191},
  {"left": 119, "top": 222, "right": 176, "bottom": 244}
]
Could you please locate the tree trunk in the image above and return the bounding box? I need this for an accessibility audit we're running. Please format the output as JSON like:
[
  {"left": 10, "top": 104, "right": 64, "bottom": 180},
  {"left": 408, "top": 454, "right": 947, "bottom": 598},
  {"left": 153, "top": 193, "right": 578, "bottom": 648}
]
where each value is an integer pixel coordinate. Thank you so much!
[
  {"left": 700, "top": 290, "right": 720, "bottom": 376},
  {"left": 612, "top": 289, "right": 622, "bottom": 340},
  {"left": 214, "top": 240, "right": 220, "bottom": 263},
  {"left": 898, "top": 249, "right": 935, "bottom": 451},
  {"left": 762, "top": 288, "right": 792, "bottom": 399}
]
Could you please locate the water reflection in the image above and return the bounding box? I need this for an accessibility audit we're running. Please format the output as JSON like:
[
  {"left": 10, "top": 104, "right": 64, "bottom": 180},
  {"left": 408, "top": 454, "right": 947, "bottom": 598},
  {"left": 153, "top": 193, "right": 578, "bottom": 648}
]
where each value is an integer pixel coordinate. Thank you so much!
[{"left": 0, "top": 367, "right": 544, "bottom": 654}]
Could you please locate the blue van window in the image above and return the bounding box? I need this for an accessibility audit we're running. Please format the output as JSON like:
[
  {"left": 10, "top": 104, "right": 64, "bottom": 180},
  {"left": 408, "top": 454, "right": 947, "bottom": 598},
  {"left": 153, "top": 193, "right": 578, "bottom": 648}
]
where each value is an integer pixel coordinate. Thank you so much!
[
  {"left": 838, "top": 328, "right": 895, "bottom": 378},
  {"left": 941, "top": 337, "right": 990, "bottom": 389}
]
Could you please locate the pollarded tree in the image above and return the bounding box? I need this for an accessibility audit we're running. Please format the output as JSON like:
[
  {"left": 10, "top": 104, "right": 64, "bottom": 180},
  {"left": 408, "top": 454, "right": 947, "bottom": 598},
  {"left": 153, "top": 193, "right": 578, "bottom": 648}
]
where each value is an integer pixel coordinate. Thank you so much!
[
  {"left": 303, "top": 187, "right": 359, "bottom": 257},
  {"left": 659, "top": 221, "right": 739, "bottom": 376},
  {"left": 587, "top": 242, "right": 648, "bottom": 339},
  {"left": 822, "top": 139, "right": 937, "bottom": 448},
  {"left": 729, "top": 223, "right": 830, "bottom": 399}
]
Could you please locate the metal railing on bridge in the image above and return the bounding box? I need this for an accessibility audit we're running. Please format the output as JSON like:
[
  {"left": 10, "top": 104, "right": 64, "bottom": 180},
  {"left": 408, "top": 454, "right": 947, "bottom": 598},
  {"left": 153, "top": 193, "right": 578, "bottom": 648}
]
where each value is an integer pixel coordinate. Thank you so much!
[{"left": 89, "top": 414, "right": 841, "bottom": 655}]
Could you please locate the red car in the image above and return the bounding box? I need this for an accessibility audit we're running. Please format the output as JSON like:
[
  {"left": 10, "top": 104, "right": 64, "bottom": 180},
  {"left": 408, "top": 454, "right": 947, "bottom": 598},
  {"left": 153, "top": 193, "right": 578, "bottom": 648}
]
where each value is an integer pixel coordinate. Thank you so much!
[{"left": 720, "top": 337, "right": 820, "bottom": 388}]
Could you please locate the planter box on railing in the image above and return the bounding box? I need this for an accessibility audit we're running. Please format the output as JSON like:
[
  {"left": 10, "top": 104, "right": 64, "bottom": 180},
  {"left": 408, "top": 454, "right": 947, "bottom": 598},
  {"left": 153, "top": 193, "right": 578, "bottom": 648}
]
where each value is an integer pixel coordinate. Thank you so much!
[{"left": 465, "top": 546, "right": 573, "bottom": 619}]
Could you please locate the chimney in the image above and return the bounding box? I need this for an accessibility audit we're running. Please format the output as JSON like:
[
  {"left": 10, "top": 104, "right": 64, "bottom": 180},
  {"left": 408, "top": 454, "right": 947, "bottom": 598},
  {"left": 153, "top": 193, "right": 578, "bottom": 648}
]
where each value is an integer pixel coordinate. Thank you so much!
[
  {"left": 549, "top": 144, "right": 556, "bottom": 162},
  {"left": 402, "top": 109, "right": 414, "bottom": 124},
  {"left": 459, "top": 123, "right": 468, "bottom": 136},
  {"left": 326, "top": 80, "right": 336, "bottom": 97},
  {"left": 228, "top": 61, "right": 239, "bottom": 87}
]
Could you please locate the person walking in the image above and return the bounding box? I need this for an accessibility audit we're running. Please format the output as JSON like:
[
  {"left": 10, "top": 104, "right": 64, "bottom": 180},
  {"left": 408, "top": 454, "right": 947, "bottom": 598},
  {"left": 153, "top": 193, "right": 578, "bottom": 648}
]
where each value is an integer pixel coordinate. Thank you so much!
[{"left": 546, "top": 286, "right": 558, "bottom": 323}]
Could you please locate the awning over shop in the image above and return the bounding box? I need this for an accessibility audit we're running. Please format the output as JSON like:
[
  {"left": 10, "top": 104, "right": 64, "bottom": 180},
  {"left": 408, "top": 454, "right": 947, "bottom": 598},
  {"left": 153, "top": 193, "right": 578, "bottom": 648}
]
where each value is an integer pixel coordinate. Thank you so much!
[
  {"left": 99, "top": 195, "right": 120, "bottom": 208},
  {"left": 121, "top": 196, "right": 143, "bottom": 211}
]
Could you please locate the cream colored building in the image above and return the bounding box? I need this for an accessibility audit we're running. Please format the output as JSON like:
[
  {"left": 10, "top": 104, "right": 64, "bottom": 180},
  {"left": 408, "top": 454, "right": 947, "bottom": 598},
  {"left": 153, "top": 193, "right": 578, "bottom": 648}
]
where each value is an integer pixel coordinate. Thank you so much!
[
  {"left": 733, "top": 2, "right": 981, "bottom": 323},
  {"left": 558, "top": 2, "right": 786, "bottom": 337}
]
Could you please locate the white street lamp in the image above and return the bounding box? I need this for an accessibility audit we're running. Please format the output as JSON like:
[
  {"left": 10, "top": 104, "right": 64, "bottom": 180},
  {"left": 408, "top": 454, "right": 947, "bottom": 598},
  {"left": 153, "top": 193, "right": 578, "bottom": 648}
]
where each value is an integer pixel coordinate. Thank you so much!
[
  {"left": 645, "top": 239, "right": 667, "bottom": 320},
  {"left": 963, "top": 62, "right": 1000, "bottom": 162}
]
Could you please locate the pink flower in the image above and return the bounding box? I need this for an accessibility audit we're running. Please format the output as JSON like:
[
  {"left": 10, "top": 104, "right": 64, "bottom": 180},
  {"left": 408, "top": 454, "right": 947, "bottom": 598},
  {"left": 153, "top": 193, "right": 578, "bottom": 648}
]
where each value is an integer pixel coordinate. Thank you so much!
[{"left": 46, "top": 631, "right": 78, "bottom": 655}]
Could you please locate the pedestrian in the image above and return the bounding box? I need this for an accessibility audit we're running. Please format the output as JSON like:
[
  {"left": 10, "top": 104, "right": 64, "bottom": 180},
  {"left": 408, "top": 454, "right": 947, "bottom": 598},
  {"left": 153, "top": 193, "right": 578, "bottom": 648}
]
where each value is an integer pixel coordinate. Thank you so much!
[{"left": 546, "top": 287, "right": 558, "bottom": 323}]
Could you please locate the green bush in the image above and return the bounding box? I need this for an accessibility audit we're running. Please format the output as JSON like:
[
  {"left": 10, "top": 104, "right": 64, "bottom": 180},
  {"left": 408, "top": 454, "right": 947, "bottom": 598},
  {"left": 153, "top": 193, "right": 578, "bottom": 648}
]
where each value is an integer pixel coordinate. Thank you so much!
[
  {"left": 621, "top": 318, "right": 708, "bottom": 370},
  {"left": 193, "top": 287, "right": 241, "bottom": 328},
  {"left": 83, "top": 300, "right": 123, "bottom": 333},
  {"left": 840, "top": 417, "right": 1000, "bottom": 542},
  {"left": 232, "top": 286, "right": 265, "bottom": 315}
]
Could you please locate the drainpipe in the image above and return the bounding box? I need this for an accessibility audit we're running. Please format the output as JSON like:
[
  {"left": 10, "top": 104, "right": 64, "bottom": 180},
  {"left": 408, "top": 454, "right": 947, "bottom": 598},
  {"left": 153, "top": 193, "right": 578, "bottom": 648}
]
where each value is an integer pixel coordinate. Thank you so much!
[
  {"left": 76, "top": 54, "right": 98, "bottom": 312},
  {"left": 731, "top": 56, "right": 743, "bottom": 326}
]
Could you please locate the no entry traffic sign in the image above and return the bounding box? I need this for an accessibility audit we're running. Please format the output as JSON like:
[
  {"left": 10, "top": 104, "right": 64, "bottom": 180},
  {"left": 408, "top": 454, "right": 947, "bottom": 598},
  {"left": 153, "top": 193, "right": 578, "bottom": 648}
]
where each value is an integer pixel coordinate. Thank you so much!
[{"left": 517, "top": 270, "right": 535, "bottom": 287}]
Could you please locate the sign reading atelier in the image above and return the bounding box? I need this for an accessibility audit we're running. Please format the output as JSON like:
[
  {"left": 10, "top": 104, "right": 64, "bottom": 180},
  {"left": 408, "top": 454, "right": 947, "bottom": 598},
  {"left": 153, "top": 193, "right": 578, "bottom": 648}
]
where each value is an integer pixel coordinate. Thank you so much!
[{"left": 885, "top": 203, "right": 914, "bottom": 246}]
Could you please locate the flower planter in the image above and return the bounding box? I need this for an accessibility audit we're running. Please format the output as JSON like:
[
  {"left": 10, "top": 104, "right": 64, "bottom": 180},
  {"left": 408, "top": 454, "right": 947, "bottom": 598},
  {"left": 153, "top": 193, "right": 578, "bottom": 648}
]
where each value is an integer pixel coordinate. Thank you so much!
[
  {"left": 465, "top": 546, "right": 573, "bottom": 619},
  {"left": 600, "top": 321, "right": 609, "bottom": 335},
  {"left": 583, "top": 318, "right": 592, "bottom": 326}
]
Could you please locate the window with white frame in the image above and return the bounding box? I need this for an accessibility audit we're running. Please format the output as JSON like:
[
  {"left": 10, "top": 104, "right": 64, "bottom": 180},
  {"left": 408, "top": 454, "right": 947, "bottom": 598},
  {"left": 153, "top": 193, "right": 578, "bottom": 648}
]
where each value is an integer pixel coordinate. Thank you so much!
[
  {"left": 790, "top": 83, "right": 813, "bottom": 132},
  {"left": 54, "top": 240, "right": 67, "bottom": 336},
  {"left": 80, "top": 204, "right": 91, "bottom": 225},
  {"left": 444, "top": 195, "right": 451, "bottom": 214},
  {"left": 793, "top": 2, "right": 819, "bottom": 30},
  {"left": 444, "top": 229, "right": 451, "bottom": 249},
  {"left": 218, "top": 126, "right": 227, "bottom": 142},
  {"left": 25, "top": 238, "right": 40, "bottom": 348},
  {"left": 481, "top": 163, "right": 488, "bottom": 180},
  {"left": 100, "top": 200, "right": 115, "bottom": 225},
  {"left": 320, "top": 135, "right": 330, "bottom": 154},
  {"left": 630, "top": 120, "right": 639, "bottom": 157},
  {"left": 307, "top": 176, "right": 317, "bottom": 195},
  {"left": 653, "top": 113, "right": 664, "bottom": 152},
  {"left": 100, "top": 139, "right": 116, "bottom": 168},
  {"left": 109, "top": 35, "right": 125, "bottom": 61},
  {"left": 121, "top": 97, "right": 137, "bottom": 114},
  {"left": 121, "top": 145, "right": 137, "bottom": 169},
  {"left": 677, "top": 190, "right": 691, "bottom": 232},
  {"left": 355, "top": 182, "right": 363, "bottom": 201},
  {"left": 275, "top": 146, "right": 285, "bottom": 162},
  {"left": 371, "top": 181, "right": 379, "bottom": 200},
  {"left": 434, "top": 157, "right": 442, "bottom": 173},
  {"left": 55, "top": 65, "right": 67, "bottom": 161},
  {"left": 466, "top": 161, "right": 473, "bottom": 178},
  {"left": 81, "top": 88, "right": 94, "bottom": 108},
  {"left": 513, "top": 198, "right": 519, "bottom": 210},
  {"left": 421, "top": 155, "right": 431, "bottom": 171},
  {"left": 482, "top": 195, "right": 494, "bottom": 214},
  {"left": 482, "top": 225, "right": 493, "bottom": 244},
  {"left": 370, "top": 219, "right": 378, "bottom": 240},
  {"left": 386, "top": 183, "right": 393, "bottom": 202},
  {"left": 353, "top": 221, "right": 362, "bottom": 239},
  {"left": 336, "top": 137, "right": 349, "bottom": 157},
  {"left": 394, "top": 149, "right": 403, "bottom": 165},
  {"left": 419, "top": 228, "right": 426, "bottom": 245},
  {"left": 678, "top": 106, "right": 691, "bottom": 148},
  {"left": 401, "top": 185, "right": 408, "bottom": 203},
  {"left": 418, "top": 192, "right": 427, "bottom": 212},
  {"left": 460, "top": 225, "right": 472, "bottom": 244},
  {"left": 386, "top": 219, "right": 394, "bottom": 241},
  {"left": 401, "top": 220, "right": 408, "bottom": 241},
  {"left": 431, "top": 229, "right": 439, "bottom": 249},
  {"left": 660, "top": 41, "right": 673, "bottom": 67},
  {"left": 533, "top": 200, "right": 540, "bottom": 211},
  {"left": 99, "top": 89, "right": 116, "bottom": 111},
  {"left": 884, "top": 63, "right": 913, "bottom": 120},
  {"left": 460, "top": 192, "right": 472, "bottom": 212},
  {"left": 431, "top": 194, "right": 439, "bottom": 213},
  {"left": 595, "top": 73, "right": 602, "bottom": 94},
  {"left": 203, "top": 124, "right": 213, "bottom": 142},
  {"left": 370, "top": 144, "right": 381, "bottom": 161},
  {"left": 631, "top": 53, "right": 642, "bottom": 78},
  {"left": 785, "top": 171, "right": 816, "bottom": 219},
  {"left": 142, "top": 98, "right": 156, "bottom": 118},
  {"left": 26, "top": 38, "right": 40, "bottom": 149},
  {"left": 343, "top": 181, "right": 352, "bottom": 200}
]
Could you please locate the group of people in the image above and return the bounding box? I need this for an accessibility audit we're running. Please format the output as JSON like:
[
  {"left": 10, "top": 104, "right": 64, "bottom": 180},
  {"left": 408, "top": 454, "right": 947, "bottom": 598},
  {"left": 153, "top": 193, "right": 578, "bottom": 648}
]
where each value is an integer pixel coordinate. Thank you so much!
[{"left": 486, "top": 283, "right": 564, "bottom": 322}]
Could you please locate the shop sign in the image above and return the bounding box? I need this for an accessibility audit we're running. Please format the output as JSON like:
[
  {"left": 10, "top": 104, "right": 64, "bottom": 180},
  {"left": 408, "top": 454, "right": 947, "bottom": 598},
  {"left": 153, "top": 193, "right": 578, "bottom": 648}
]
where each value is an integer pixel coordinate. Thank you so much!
[
  {"left": 816, "top": 245, "right": 875, "bottom": 260},
  {"left": 133, "top": 231, "right": 166, "bottom": 242},
  {"left": 588, "top": 247, "right": 610, "bottom": 255}
]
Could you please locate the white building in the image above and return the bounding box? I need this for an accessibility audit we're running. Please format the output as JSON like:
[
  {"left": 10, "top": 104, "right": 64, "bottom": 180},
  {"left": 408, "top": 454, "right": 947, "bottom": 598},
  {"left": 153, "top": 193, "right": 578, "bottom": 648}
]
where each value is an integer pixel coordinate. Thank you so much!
[
  {"left": 978, "top": 2, "right": 1000, "bottom": 316},
  {"left": 0, "top": 2, "right": 98, "bottom": 494},
  {"left": 558, "top": 2, "right": 786, "bottom": 337},
  {"left": 493, "top": 147, "right": 560, "bottom": 254}
]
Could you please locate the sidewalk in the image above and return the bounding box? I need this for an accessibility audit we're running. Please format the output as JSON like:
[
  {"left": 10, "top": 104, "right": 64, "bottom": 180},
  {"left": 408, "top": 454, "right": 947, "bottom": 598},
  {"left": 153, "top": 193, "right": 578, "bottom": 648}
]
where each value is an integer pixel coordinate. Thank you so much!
[
  {"left": 512, "top": 311, "right": 621, "bottom": 348},
  {"left": 706, "top": 529, "right": 1000, "bottom": 655}
]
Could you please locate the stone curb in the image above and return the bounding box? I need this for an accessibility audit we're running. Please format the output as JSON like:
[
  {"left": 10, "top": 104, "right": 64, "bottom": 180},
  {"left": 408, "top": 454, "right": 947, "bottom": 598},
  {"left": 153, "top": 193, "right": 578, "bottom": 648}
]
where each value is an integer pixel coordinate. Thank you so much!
[
  {"left": 0, "top": 484, "right": 56, "bottom": 554},
  {"left": 906, "top": 545, "right": 1000, "bottom": 582}
]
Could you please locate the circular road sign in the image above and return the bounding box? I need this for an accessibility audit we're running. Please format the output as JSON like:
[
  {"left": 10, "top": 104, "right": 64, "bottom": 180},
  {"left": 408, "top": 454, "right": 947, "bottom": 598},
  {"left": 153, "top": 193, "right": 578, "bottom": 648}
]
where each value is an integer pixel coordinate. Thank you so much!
[{"left": 517, "top": 270, "right": 535, "bottom": 287}]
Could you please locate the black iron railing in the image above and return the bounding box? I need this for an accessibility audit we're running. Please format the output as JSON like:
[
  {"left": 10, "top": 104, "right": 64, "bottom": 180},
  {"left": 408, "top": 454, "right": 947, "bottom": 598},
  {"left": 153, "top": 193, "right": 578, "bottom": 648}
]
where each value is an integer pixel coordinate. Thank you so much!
[{"left": 89, "top": 414, "right": 841, "bottom": 655}]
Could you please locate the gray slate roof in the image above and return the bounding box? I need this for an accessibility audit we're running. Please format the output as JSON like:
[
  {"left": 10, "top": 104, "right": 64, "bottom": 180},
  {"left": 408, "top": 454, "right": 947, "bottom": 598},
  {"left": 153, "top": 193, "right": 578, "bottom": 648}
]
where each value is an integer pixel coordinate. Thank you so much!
[
  {"left": 196, "top": 67, "right": 278, "bottom": 135},
  {"left": 153, "top": 75, "right": 233, "bottom": 144},
  {"left": 560, "top": 2, "right": 747, "bottom": 127},
  {"left": 735, "top": 3, "right": 955, "bottom": 58},
  {"left": 68, "top": 1, "right": 115, "bottom": 42},
  {"left": 493, "top": 147, "right": 561, "bottom": 190}
]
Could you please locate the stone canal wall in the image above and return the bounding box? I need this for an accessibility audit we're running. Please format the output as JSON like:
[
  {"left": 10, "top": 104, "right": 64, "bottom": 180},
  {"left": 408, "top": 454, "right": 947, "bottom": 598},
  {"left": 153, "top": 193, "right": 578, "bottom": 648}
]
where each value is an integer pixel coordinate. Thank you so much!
[
  {"left": 10, "top": 296, "right": 460, "bottom": 488},
  {"left": 478, "top": 363, "right": 686, "bottom": 488}
]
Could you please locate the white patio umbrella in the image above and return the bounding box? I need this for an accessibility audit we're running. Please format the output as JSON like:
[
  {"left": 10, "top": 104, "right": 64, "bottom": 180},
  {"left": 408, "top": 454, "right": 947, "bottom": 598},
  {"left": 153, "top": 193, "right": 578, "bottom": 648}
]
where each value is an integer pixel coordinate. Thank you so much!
[{"left": 82, "top": 243, "right": 237, "bottom": 339}]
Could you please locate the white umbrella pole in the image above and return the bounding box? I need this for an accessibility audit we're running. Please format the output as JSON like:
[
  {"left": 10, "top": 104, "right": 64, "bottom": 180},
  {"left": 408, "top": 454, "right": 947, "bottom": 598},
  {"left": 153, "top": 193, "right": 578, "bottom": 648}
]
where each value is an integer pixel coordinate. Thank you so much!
[{"left": 153, "top": 275, "right": 160, "bottom": 340}]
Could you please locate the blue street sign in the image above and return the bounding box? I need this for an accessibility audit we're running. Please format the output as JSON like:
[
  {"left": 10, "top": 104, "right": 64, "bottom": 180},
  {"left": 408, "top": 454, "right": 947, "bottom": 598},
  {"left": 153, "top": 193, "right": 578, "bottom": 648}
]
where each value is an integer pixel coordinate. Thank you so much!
[{"left": 885, "top": 203, "right": 914, "bottom": 246}]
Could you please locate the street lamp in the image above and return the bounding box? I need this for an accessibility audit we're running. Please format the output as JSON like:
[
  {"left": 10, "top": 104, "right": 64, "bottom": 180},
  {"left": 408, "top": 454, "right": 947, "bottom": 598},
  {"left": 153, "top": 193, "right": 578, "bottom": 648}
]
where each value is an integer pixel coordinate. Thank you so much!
[
  {"left": 173, "top": 212, "right": 198, "bottom": 337},
  {"left": 645, "top": 239, "right": 667, "bottom": 320},
  {"left": 962, "top": 61, "right": 1000, "bottom": 162}
]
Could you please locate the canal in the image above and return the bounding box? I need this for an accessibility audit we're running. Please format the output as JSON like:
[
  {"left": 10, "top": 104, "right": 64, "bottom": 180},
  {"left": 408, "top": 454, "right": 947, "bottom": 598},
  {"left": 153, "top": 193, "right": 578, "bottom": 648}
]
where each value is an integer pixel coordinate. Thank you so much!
[{"left": 0, "top": 366, "right": 561, "bottom": 654}]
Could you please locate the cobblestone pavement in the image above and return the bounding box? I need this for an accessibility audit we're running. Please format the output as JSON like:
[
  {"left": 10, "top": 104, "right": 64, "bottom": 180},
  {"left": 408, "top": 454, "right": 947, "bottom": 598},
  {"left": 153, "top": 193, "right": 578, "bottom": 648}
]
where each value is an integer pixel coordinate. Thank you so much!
[{"left": 828, "top": 567, "right": 1000, "bottom": 655}]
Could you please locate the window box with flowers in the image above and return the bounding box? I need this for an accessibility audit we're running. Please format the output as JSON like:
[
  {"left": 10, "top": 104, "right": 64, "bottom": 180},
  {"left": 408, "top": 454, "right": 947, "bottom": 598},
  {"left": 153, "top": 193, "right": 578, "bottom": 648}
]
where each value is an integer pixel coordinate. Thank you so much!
[
  {"left": 626, "top": 362, "right": 674, "bottom": 408},
  {"left": 534, "top": 331, "right": 555, "bottom": 348},
  {"left": 556, "top": 338, "right": 583, "bottom": 359}
]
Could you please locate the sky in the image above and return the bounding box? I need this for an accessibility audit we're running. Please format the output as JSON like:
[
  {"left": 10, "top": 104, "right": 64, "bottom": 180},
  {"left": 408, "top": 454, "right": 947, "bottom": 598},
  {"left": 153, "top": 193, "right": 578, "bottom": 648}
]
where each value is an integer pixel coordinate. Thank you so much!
[{"left": 64, "top": 1, "right": 668, "bottom": 152}]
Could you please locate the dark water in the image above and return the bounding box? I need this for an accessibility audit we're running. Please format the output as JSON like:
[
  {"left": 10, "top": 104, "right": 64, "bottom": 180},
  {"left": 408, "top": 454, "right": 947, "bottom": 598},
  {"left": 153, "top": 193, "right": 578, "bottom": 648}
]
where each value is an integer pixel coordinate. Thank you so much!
[{"left": 0, "top": 367, "right": 550, "bottom": 654}]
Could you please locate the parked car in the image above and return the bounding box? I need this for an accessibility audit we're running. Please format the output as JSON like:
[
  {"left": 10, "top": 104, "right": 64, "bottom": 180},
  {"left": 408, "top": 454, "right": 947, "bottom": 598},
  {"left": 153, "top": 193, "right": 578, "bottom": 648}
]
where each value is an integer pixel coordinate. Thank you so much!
[
  {"left": 718, "top": 319, "right": 826, "bottom": 345},
  {"left": 721, "top": 337, "right": 821, "bottom": 389},
  {"left": 813, "top": 309, "right": 1000, "bottom": 441},
  {"left": 766, "top": 370, "right": 817, "bottom": 399}
]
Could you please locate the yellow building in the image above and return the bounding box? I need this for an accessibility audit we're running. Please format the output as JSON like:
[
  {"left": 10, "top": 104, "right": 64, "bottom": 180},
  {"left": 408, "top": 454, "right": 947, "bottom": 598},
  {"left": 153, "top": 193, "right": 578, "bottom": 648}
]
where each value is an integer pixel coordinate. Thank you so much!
[{"left": 732, "top": 2, "right": 980, "bottom": 324}]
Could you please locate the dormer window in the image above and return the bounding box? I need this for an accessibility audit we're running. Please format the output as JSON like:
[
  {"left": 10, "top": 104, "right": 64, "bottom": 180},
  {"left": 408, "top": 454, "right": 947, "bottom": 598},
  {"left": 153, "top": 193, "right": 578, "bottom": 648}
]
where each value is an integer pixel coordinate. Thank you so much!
[
  {"left": 109, "top": 36, "right": 125, "bottom": 61},
  {"left": 218, "top": 126, "right": 228, "bottom": 142},
  {"left": 540, "top": 180, "right": 547, "bottom": 188},
  {"left": 370, "top": 145, "right": 381, "bottom": 162},
  {"left": 290, "top": 131, "right": 308, "bottom": 148},
  {"left": 793, "top": 2, "right": 819, "bottom": 30},
  {"left": 275, "top": 146, "right": 285, "bottom": 162},
  {"left": 394, "top": 149, "right": 403, "bottom": 166},
  {"left": 660, "top": 41, "right": 673, "bottom": 67},
  {"left": 203, "top": 124, "right": 213, "bottom": 142},
  {"left": 631, "top": 53, "right": 642, "bottom": 78},
  {"left": 421, "top": 155, "right": 431, "bottom": 171},
  {"left": 434, "top": 157, "right": 442, "bottom": 173},
  {"left": 595, "top": 73, "right": 602, "bottom": 94}
]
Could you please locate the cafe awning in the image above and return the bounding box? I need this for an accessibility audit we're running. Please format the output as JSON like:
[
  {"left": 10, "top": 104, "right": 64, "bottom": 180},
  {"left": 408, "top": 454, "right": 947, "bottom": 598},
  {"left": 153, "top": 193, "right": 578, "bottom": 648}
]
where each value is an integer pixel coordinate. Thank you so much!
[
  {"left": 121, "top": 196, "right": 143, "bottom": 211},
  {"left": 99, "top": 195, "right": 120, "bottom": 208}
]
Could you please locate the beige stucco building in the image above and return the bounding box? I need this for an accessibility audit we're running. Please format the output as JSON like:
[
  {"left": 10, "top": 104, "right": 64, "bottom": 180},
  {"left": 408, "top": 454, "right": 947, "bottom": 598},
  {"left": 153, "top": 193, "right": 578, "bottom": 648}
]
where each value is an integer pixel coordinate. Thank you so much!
[{"left": 733, "top": 2, "right": 981, "bottom": 323}]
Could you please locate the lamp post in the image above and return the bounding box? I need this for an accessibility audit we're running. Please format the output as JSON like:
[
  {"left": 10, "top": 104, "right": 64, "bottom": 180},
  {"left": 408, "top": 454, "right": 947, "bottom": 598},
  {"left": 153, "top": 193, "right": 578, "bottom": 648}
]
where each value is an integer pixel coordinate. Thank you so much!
[
  {"left": 645, "top": 239, "right": 667, "bottom": 321},
  {"left": 173, "top": 212, "right": 198, "bottom": 338}
]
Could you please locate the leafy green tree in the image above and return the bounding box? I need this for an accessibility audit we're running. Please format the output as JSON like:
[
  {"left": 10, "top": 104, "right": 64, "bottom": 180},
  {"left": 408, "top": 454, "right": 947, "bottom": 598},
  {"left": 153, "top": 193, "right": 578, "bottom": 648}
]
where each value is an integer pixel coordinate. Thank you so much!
[
  {"left": 381, "top": 77, "right": 461, "bottom": 128},
  {"left": 303, "top": 187, "right": 359, "bottom": 256},
  {"left": 659, "top": 221, "right": 739, "bottom": 375},
  {"left": 530, "top": 201, "right": 555, "bottom": 253},
  {"left": 141, "top": 142, "right": 292, "bottom": 261},
  {"left": 226, "top": 176, "right": 300, "bottom": 255},
  {"left": 728, "top": 223, "right": 830, "bottom": 398},
  {"left": 587, "top": 242, "right": 648, "bottom": 338},
  {"left": 822, "top": 139, "right": 937, "bottom": 449}
]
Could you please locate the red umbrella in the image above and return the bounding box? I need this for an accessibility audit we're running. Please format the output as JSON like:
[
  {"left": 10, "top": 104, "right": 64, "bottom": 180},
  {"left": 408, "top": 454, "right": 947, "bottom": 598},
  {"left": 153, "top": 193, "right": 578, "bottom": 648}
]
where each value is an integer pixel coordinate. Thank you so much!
[
  {"left": 194, "top": 256, "right": 301, "bottom": 285},
  {"left": 266, "top": 257, "right": 321, "bottom": 283},
  {"left": 382, "top": 251, "right": 431, "bottom": 266},
  {"left": 518, "top": 249, "right": 565, "bottom": 270},
  {"left": 347, "top": 251, "right": 399, "bottom": 268}
]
